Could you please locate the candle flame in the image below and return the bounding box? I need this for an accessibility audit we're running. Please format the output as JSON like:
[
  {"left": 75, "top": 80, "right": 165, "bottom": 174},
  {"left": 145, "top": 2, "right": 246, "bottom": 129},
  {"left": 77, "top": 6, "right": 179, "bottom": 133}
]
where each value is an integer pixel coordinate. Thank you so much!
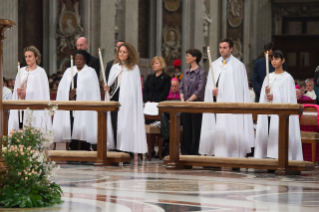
[
  {"left": 71, "top": 55, "right": 73, "bottom": 59},
  {"left": 98, "top": 48, "right": 101, "bottom": 51}
]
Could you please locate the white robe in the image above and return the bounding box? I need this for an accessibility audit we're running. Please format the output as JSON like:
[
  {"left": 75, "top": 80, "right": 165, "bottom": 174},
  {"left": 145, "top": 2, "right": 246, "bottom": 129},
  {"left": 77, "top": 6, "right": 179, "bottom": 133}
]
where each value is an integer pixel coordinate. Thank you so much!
[
  {"left": 8, "top": 66, "right": 52, "bottom": 131},
  {"left": 3, "top": 86, "right": 12, "bottom": 100},
  {"left": 199, "top": 55, "right": 255, "bottom": 157},
  {"left": 107, "top": 63, "right": 147, "bottom": 153},
  {"left": 53, "top": 65, "right": 100, "bottom": 144},
  {"left": 304, "top": 89, "right": 316, "bottom": 100},
  {"left": 254, "top": 72, "right": 303, "bottom": 160}
]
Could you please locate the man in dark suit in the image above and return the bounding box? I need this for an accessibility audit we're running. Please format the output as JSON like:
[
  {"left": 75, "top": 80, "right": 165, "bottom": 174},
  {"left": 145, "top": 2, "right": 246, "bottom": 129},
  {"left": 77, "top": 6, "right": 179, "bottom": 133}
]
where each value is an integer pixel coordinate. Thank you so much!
[
  {"left": 76, "top": 37, "right": 100, "bottom": 78},
  {"left": 105, "top": 40, "right": 125, "bottom": 81},
  {"left": 252, "top": 42, "right": 275, "bottom": 102}
]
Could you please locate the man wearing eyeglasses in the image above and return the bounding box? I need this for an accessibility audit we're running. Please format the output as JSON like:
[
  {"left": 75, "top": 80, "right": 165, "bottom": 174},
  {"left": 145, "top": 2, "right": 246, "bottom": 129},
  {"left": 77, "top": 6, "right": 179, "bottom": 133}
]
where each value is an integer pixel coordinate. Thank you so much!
[{"left": 252, "top": 42, "right": 275, "bottom": 102}]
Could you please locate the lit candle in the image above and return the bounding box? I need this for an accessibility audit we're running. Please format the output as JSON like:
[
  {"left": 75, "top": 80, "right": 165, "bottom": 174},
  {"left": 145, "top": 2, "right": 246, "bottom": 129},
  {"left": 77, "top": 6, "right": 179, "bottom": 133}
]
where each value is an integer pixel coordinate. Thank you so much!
[
  {"left": 18, "top": 62, "right": 22, "bottom": 123},
  {"left": 266, "top": 51, "right": 269, "bottom": 86},
  {"left": 70, "top": 55, "right": 75, "bottom": 117},
  {"left": 98, "top": 48, "right": 110, "bottom": 101},
  {"left": 71, "top": 55, "right": 74, "bottom": 89},
  {"left": 207, "top": 47, "right": 216, "bottom": 89}
]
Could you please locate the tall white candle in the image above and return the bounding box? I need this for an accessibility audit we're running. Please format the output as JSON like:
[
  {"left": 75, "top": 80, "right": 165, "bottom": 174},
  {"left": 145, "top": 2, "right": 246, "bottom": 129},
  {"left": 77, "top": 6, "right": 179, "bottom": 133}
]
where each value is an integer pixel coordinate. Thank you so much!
[
  {"left": 207, "top": 47, "right": 216, "bottom": 89},
  {"left": 98, "top": 48, "right": 110, "bottom": 101},
  {"left": 18, "top": 62, "right": 22, "bottom": 123},
  {"left": 266, "top": 51, "right": 269, "bottom": 86},
  {"left": 70, "top": 55, "right": 74, "bottom": 89},
  {"left": 70, "top": 55, "right": 75, "bottom": 117}
]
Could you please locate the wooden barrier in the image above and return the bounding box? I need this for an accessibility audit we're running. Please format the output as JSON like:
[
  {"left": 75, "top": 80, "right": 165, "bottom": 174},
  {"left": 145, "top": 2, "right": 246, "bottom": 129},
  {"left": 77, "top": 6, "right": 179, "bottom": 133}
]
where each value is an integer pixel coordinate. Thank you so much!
[
  {"left": 158, "top": 102, "right": 314, "bottom": 175},
  {"left": 2, "top": 100, "right": 131, "bottom": 166}
]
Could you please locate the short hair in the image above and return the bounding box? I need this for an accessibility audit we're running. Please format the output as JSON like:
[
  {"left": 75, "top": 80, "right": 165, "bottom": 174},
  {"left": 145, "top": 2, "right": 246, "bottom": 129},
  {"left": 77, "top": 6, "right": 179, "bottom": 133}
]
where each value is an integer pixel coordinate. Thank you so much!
[
  {"left": 186, "top": 49, "right": 202, "bottom": 64},
  {"left": 305, "top": 78, "right": 314, "bottom": 85},
  {"left": 219, "top": 38, "right": 233, "bottom": 49},
  {"left": 298, "top": 81, "right": 306, "bottom": 88},
  {"left": 263, "top": 42, "right": 275, "bottom": 52},
  {"left": 151, "top": 56, "right": 167, "bottom": 70},
  {"left": 24, "top": 46, "right": 41, "bottom": 65}
]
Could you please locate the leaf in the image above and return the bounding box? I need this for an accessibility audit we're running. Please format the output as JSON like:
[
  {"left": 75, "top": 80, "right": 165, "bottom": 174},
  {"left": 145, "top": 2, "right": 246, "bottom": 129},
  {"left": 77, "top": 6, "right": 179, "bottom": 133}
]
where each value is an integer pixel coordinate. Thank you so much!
[{"left": 30, "top": 195, "right": 37, "bottom": 207}]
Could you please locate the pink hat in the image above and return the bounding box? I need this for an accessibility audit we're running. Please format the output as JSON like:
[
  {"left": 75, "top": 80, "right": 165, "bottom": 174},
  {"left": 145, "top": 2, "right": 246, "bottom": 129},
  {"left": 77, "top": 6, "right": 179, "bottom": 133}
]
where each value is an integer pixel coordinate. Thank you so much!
[
  {"left": 295, "top": 85, "right": 300, "bottom": 90},
  {"left": 171, "top": 78, "right": 179, "bottom": 82}
]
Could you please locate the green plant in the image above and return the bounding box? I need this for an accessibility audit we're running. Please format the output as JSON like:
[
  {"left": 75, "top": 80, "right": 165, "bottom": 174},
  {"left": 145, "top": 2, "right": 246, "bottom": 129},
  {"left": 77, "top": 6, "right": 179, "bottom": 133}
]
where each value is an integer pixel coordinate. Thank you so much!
[{"left": 0, "top": 107, "right": 63, "bottom": 208}]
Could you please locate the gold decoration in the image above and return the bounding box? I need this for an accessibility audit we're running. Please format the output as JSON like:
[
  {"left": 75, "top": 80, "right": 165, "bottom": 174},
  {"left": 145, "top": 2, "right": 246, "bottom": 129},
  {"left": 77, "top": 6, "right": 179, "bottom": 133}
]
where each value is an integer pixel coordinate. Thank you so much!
[{"left": 164, "top": 0, "right": 181, "bottom": 12}]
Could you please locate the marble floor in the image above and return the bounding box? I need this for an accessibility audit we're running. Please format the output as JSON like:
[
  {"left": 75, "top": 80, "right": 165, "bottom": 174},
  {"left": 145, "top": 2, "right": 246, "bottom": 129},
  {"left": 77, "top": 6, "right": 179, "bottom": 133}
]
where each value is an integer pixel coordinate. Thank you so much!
[{"left": 1, "top": 159, "right": 319, "bottom": 212}]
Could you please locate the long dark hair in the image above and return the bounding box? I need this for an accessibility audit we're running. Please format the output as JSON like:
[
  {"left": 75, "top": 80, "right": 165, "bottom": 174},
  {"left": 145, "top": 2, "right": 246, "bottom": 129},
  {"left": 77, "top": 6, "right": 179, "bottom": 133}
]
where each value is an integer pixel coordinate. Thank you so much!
[{"left": 272, "top": 50, "right": 287, "bottom": 71}]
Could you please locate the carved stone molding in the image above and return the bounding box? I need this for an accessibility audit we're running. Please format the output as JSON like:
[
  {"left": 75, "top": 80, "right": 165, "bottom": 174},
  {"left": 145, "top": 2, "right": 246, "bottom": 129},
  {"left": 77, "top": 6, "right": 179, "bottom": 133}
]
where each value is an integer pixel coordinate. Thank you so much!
[
  {"left": 56, "top": 1, "right": 83, "bottom": 53},
  {"left": 228, "top": 0, "right": 243, "bottom": 28},
  {"left": 162, "top": 27, "right": 181, "bottom": 61}
]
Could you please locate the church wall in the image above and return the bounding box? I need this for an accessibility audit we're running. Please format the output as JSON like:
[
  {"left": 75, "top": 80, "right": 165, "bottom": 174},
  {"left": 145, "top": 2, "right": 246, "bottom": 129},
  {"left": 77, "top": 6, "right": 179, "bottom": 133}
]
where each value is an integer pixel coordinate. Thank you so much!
[{"left": 0, "top": 0, "right": 18, "bottom": 79}]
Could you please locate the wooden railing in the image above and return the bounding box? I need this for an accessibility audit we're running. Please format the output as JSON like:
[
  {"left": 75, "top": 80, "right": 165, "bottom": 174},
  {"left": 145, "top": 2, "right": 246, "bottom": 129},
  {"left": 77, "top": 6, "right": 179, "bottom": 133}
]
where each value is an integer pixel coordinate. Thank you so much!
[
  {"left": 158, "top": 102, "right": 308, "bottom": 175},
  {"left": 2, "top": 100, "right": 120, "bottom": 166}
]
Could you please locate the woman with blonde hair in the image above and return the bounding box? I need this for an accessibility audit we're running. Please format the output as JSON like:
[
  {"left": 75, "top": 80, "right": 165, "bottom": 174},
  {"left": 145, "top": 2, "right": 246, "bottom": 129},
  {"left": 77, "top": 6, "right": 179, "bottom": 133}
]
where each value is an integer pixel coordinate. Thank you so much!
[
  {"left": 104, "top": 43, "right": 147, "bottom": 156},
  {"left": 8, "top": 46, "right": 52, "bottom": 131},
  {"left": 143, "top": 56, "right": 171, "bottom": 103}
]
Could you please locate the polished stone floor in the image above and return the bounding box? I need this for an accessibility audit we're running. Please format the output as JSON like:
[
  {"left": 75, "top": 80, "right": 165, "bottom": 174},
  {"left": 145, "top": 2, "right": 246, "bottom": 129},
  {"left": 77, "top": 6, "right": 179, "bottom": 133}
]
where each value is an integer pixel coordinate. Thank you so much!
[{"left": 1, "top": 159, "right": 319, "bottom": 212}]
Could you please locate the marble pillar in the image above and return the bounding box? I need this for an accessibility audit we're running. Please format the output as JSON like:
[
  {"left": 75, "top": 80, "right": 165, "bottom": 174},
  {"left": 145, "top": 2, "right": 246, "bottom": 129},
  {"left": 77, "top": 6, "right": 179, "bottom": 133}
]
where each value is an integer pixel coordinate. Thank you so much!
[
  {"left": 0, "top": 0, "right": 18, "bottom": 79},
  {"left": 148, "top": 0, "right": 155, "bottom": 58},
  {"left": 221, "top": 0, "right": 228, "bottom": 40},
  {"left": 208, "top": 0, "right": 221, "bottom": 61},
  {"left": 181, "top": 0, "right": 189, "bottom": 72},
  {"left": 243, "top": 0, "right": 272, "bottom": 78},
  {"left": 100, "top": 0, "right": 116, "bottom": 64},
  {"left": 156, "top": 0, "right": 162, "bottom": 57},
  {"left": 124, "top": 0, "right": 138, "bottom": 52},
  {"left": 43, "top": 0, "right": 58, "bottom": 76}
]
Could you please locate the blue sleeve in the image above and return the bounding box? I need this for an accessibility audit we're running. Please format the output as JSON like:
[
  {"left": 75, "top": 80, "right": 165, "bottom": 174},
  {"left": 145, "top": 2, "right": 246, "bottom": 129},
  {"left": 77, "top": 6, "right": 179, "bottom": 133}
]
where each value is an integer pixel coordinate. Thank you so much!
[
  {"left": 252, "top": 61, "right": 261, "bottom": 96},
  {"left": 314, "top": 84, "right": 319, "bottom": 101}
]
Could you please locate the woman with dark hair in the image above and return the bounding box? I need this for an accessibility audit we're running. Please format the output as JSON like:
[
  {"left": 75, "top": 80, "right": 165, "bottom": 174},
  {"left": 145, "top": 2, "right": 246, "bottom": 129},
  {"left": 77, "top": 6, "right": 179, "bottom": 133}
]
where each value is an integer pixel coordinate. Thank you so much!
[
  {"left": 179, "top": 49, "right": 206, "bottom": 155},
  {"left": 103, "top": 43, "right": 147, "bottom": 155},
  {"left": 53, "top": 50, "right": 101, "bottom": 150},
  {"left": 254, "top": 50, "right": 303, "bottom": 160},
  {"left": 8, "top": 46, "right": 51, "bottom": 131}
]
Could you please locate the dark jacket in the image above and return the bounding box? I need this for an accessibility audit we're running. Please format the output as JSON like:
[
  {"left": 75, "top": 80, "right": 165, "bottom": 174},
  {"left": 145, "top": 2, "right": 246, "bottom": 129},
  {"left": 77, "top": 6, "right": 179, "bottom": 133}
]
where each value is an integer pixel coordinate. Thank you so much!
[
  {"left": 87, "top": 54, "right": 100, "bottom": 78},
  {"left": 252, "top": 58, "right": 275, "bottom": 97},
  {"left": 105, "top": 60, "right": 114, "bottom": 82},
  {"left": 143, "top": 72, "right": 171, "bottom": 103}
]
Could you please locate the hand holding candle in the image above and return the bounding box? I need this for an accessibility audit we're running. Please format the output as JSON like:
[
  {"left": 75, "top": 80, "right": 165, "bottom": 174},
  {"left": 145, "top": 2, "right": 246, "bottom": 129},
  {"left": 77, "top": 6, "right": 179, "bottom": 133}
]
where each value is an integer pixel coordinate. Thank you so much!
[{"left": 98, "top": 48, "right": 110, "bottom": 101}]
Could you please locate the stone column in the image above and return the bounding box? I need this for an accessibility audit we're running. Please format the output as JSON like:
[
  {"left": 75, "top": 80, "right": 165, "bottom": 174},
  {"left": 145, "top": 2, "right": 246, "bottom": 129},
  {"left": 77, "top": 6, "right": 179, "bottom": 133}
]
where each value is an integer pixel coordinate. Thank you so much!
[
  {"left": 0, "top": 0, "right": 18, "bottom": 79},
  {"left": 181, "top": 0, "right": 189, "bottom": 72},
  {"left": 148, "top": 0, "right": 155, "bottom": 58},
  {"left": 100, "top": 0, "right": 116, "bottom": 63},
  {"left": 243, "top": 0, "right": 272, "bottom": 78},
  {"left": 48, "top": 0, "right": 58, "bottom": 75},
  {"left": 221, "top": 0, "right": 228, "bottom": 39},
  {"left": 124, "top": 0, "right": 139, "bottom": 52},
  {"left": 156, "top": 0, "right": 162, "bottom": 57},
  {"left": 208, "top": 0, "right": 221, "bottom": 60}
]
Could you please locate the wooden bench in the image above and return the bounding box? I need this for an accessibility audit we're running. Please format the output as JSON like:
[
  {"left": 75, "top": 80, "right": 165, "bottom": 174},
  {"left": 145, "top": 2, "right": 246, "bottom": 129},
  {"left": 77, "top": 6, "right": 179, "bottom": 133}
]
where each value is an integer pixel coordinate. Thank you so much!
[
  {"left": 145, "top": 113, "right": 163, "bottom": 161},
  {"left": 158, "top": 102, "right": 314, "bottom": 175},
  {"left": 300, "top": 106, "right": 319, "bottom": 165},
  {"left": 3, "top": 100, "right": 131, "bottom": 166}
]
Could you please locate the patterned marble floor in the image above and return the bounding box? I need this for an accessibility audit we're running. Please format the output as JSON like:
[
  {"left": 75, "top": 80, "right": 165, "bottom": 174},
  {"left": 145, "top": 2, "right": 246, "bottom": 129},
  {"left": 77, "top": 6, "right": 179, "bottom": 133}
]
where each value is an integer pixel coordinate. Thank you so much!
[{"left": 2, "top": 159, "right": 319, "bottom": 212}]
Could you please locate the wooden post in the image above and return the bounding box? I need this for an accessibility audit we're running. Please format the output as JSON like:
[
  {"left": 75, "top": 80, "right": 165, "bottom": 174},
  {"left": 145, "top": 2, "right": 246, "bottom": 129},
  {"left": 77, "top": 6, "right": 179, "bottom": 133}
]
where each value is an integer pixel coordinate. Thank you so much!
[
  {"left": 0, "top": 19, "right": 16, "bottom": 188},
  {"left": 94, "top": 112, "right": 110, "bottom": 166},
  {"left": 275, "top": 115, "right": 295, "bottom": 175},
  {"left": 166, "top": 112, "right": 182, "bottom": 170}
]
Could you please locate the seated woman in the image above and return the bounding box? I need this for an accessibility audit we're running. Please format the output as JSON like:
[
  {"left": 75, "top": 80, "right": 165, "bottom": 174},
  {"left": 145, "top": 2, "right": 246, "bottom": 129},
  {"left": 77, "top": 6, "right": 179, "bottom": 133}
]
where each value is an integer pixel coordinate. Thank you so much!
[
  {"left": 167, "top": 78, "right": 180, "bottom": 100},
  {"left": 53, "top": 50, "right": 101, "bottom": 151},
  {"left": 254, "top": 50, "right": 303, "bottom": 160},
  {"left": 143, "top": 56, "right": 171, "bottom": 103},
  {"left": 8, "top": 46, "right": 51, "bottom": 131}
]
